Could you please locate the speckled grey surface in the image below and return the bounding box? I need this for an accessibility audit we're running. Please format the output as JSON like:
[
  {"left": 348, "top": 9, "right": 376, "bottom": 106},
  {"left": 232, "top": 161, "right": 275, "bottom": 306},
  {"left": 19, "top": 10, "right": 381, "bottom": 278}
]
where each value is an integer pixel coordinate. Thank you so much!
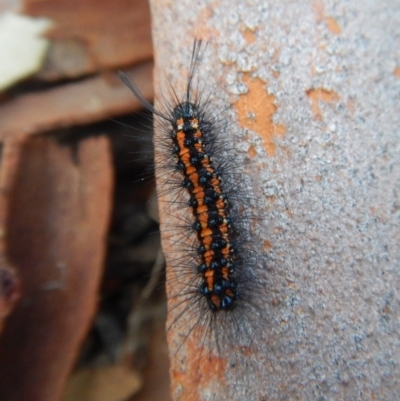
[{"left": 150, "top": 0, "right": 400, "bottom": 400}]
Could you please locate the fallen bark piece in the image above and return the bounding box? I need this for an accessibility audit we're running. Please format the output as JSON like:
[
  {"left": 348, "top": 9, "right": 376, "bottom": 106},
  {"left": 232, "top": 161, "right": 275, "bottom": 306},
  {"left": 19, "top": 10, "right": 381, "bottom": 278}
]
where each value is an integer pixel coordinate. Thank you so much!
[
  {"left": 0, "top": 266, "right": 20, "bottom": 332},
  {"left": 0, "top": 141, "right": 23, "bottom": 334},
  {"left": 0, "top": 62, "right": 153, "bottom": 140},
  {"left": 0, "top": 134, "right": 113, "bottom": 401},
  {"left": 24, "top": 0, "right": 152, "bottom": 80}
]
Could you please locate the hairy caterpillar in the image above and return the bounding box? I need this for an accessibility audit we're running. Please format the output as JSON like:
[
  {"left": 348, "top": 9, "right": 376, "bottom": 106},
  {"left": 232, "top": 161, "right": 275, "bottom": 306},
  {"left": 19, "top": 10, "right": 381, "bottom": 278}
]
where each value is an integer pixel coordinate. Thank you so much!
[{"left": 120, "top": 39, "right": 267, "bottom": 400}]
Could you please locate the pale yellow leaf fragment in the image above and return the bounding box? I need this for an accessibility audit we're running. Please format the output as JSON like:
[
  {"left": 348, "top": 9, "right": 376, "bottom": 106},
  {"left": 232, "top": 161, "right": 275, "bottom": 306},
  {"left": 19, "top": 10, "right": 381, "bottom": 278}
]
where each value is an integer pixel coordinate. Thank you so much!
[{"left": 0, "top": 12, "right": 53, "bottom": 91}]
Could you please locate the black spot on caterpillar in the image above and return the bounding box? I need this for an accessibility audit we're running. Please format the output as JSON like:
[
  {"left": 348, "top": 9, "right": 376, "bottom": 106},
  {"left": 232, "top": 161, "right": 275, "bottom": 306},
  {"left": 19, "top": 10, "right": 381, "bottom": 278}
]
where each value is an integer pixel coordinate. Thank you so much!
[{"left": 119, "top": 39, "right": 268, "bottom": 400}]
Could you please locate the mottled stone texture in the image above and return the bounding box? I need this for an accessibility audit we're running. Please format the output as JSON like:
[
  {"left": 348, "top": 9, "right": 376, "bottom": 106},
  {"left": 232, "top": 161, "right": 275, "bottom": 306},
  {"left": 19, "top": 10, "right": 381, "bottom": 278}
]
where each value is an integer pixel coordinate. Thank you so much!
[{"left": 150, "top": 0, "right": 400, "bottom": 400}]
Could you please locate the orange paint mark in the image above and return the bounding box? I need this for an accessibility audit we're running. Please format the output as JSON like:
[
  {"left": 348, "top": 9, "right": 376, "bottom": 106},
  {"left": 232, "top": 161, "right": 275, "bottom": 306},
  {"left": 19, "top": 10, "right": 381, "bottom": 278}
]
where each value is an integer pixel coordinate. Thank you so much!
[
  {"left": 394, "top": 66, "right": 400, "bottom": 78},
  {"left": 306, "top": 88, "right": 340, "bottom": 120},
  {"left": 242, "top": 28, "right": 256, "bottom": 44},
  {"left": 235, "top": 74, "right": 285, "bottom": 156}
]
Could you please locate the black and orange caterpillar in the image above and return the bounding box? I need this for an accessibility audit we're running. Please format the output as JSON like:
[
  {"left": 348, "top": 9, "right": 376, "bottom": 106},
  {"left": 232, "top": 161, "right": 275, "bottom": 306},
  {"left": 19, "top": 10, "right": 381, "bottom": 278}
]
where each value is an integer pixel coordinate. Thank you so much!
[
  {"left": 119, "top": 40, "right": 263, "bottom": 352},
  {"left": 172, "top": 98, "right": 237, "bottom": 311}
]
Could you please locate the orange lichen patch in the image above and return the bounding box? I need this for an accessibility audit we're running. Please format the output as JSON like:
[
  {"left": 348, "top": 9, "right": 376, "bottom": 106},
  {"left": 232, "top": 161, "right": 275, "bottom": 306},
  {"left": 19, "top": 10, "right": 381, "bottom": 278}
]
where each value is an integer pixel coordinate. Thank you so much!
[
  {"left": 286, "top": 280, "right": 298, "bottom": 290},
  {"left": 394, "top": 67, "right": 400, "bottom": 78},
  {"left": 272, "top": 69, "right": 280, "bottom": 78},
  {"left": 235, "top": 74, "right": 285, "bottom": 156},
  {"left": 313, "top": 1, "right": 324, "bottom": 22},
  {"left": 285, "top": 209, "right": 293, "bottom": 218},
  {"left": 306, "top": 88, "right": 340, "bottom": 120},
  {"left": 325, "top": 16, "right": 342, "bottom": 35},
  {"left": 313, "top": 1, "right": 342, "bottom": 35},
  {"left": 242, "top": 28, "right": 256, "bottom": 44},
  {"left": 346, "top": 98, "right": 356, "bottom": 115},
  {"left": 248, "top": 145, "right": 257, "bottom": 158},
  {"left": 263, "top": 240, "right": 272, "bottom": 251},
  {"left": 171, "top": 334, "right": 227, "bottom": 401},
  {"left": 271, "top": 298, "right": 280, "bottom": 307}
]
